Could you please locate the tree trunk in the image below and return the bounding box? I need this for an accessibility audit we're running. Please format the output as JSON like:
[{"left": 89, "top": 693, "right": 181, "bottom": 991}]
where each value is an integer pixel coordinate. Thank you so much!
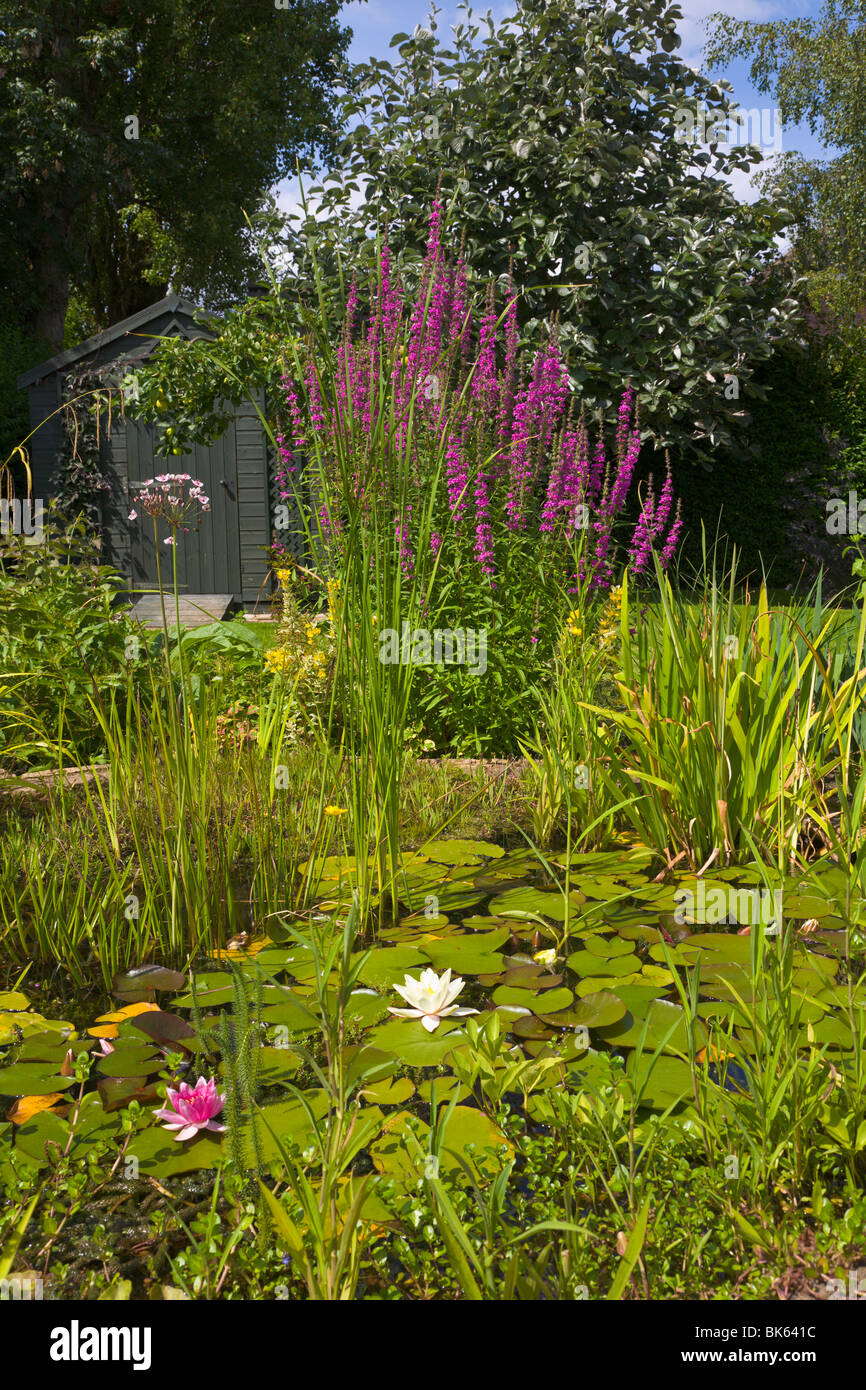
[{"left": 31, "top": 258, "right": 71, "bottom": 354}]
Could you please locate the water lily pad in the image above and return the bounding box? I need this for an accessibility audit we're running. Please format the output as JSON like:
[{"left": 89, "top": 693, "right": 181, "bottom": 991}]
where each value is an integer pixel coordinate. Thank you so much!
[
  {"left": 417, "top": 1075, "right": 470, "bottom": 1105},
  {"left": 584, "top": 933, "right": 637, "bottom": 958},
  {"left": 359, "top": 1076, "right": 416, "bottom": 1105},
  {"left": 510, "top": 1016, "right": 555, "bottom": 1041},
  {"left": 129, "top": 1010, "right": 198, "bottom": 1051},
  {"left": 0, "top": 1063, "right": 76, "bottom": 1096},
  {"left": 261, "top": 994, "right": 321, "bottom": 1033},
  {"left": 125, "top": 1122, "right": 226, "bottom": 1177},
  {"left": 493, "top": 985, "right": 573, "bottom": 1014},
  {"left": 96, "top": 1044, "right": 164, "bottom": 1078},
  {"left": 97, "top": 1076, "right": 160, "bottom": 1111},
  {"left": 575, "top": 972, "right": 642, "bottom": 995},
  {"left": 625, "top": 1054, "right": 694, "bottom": 1108},
  {"left": 420, "top": 838, "right": 504, "bottom": 863},
  {"left": 439, "top": 1105, "right": 511, "bottom": 1169},
  {"left": 619, "top": 925, "right": 663, "bottom": 945},
  {"left": 0, "top": 992, "right": 30, "bottom": 1011},
  {"left": 568, "top": 949, "right": 641, "bottom": 977},
  {"left": 341, "top": 991, "right": 389, "bottom": 1028},
  {"left": 596, "top": 999, "right": 705, "bottom": 1053},
  {"left": 563, "top": 990, "right": 627, "bottom": 1028},
  {"left": 639, "top": 964, "right": 675, "bottom": 987},
  {"left": 13, "top": 1108, "right": 71, "bottom": 1164},
  {"left": 367, "top": 1018, "right": 467, "bottom": 1066},
  {"left": 371, "top": 1109, "right": 430, "bottom": 1182},
  {"left": 495, "top": 887, "right": 583, "bottom": 920},
  {"left": 498, "top": 967, "right": 564, "bottom": 989},
  {"left": 355, "top": 946, "right": 430, "bottom": 991},
  {"left": 112, "top": 966, "right": 186, "bottom": 999}
]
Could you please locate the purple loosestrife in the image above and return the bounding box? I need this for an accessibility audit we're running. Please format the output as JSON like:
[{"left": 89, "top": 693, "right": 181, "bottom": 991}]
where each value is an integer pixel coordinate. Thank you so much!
[
  {"left": 588, "top": 419, "right": 607, "bottom": 505},
  {"left": 506, "top": 352, "right": 547, "bottom": 531},
  {"left": 660, "top": 500, "right": 684, "bottom": 570},
  {"left": 536, "top": 334, "right": 569, "bottom": 460},
  {"left": 652, "top": 457, "right": 674, "bottom": 540},
  {"left": 445, "top": 430, "right": 469, "bottom": 524},
  {"left": 380, "top": 241, "right": 403, "bottom": 351},
  {"left": 616, "top": 384, "right": 635, "bottom": 459},
  {"left": 396, "top": 512, "right": 415, "bottom": 576},
  {"left": 540, "top": 431, "right": 568, "bottom": 534},
  {"left": 474, "top": 467, "right": 495, "bottom": 578},
  {"left": 449, "top": 257, "right": 469, "bottom": 353},
  {"left": 498, "top": 282, "right": 520, "bottom": 446},
  {"left": 473, "top": 284, "right": 499, "bottom": 410},
  {"left": 628, "top": 474, "right": 657, "bottom": 576}
]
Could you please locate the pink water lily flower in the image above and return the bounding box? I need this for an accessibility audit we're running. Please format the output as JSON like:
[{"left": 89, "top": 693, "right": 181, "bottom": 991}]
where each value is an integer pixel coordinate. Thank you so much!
[
  {"left": 388, "top": 967, "right": 478, "bottom": 1033},
  {"left": 154, "top": 1076, "right": 227, "bottom": 1142}
]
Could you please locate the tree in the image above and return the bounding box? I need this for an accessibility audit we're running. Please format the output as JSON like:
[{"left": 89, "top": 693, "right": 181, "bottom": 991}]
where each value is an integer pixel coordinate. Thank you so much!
[
  {"left": 0, "top": 0, "right": 353, "bottom": 349},
  {"left": 705, "top": 0, "right": 866, "bottom": 328},
  {"left": 285, "top": 0, "right": 799, "bottom": 455}
]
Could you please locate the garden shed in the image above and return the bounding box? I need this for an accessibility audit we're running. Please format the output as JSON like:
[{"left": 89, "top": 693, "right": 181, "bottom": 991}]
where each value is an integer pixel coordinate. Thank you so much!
[{"left": 16, "top": 295, "right": 276, "bottom": 613}]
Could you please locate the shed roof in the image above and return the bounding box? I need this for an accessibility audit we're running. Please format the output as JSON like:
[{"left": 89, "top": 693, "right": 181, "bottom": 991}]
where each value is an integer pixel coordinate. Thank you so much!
[{"left": 17, "top": 294, "right": 217, "bottom": 389}]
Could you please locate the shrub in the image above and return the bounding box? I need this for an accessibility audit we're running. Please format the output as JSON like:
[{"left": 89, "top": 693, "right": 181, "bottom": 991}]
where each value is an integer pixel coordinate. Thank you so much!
[{"left": 0, "top": 519, "right": 139, "bottom": 767}]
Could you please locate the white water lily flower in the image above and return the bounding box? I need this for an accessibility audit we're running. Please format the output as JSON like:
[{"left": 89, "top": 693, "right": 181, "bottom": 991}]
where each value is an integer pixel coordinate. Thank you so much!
[{"left": 388, "top": 967, "right": 478, "bottom": 1033}]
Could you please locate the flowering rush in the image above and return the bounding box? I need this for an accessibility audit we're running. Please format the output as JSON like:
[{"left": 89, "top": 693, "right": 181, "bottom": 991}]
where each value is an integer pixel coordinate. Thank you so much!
[
  {"left": 388, "top": 967, "right": 478, "bottom": 1033},
  {"left": 128, "top": 474, "right": 211, "bottom": 530},
  {"left": 154, "top": 1076, "right": 227, "bottom": 1142}
]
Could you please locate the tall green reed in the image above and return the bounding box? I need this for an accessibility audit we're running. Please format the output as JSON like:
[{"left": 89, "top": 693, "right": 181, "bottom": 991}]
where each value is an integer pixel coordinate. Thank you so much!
[{"left": 587, "top": 544, "right": 866, "bottom": 868}]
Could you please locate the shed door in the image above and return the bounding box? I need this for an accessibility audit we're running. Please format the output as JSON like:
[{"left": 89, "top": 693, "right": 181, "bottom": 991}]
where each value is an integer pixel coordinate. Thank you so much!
[{"left": 125, "top": 421, "right": 242, "bottom": 599}]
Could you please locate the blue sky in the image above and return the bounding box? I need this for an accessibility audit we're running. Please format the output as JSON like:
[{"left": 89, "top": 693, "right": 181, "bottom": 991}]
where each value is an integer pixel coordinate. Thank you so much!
[{"left": 277, "top": 0, "right": 831, "bottom": 214}]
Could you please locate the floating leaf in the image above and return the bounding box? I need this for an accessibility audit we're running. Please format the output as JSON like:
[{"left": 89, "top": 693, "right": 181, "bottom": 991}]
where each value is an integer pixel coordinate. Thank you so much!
[
  {"left": 7, "top": 1093, "right": 68, "bottom": 1125},
  {"left": 420, "top": 838, "right": 504, "bottom": 863},
  {"left": 0, "top": 1064, "right": 76, "bottom": 1097}
]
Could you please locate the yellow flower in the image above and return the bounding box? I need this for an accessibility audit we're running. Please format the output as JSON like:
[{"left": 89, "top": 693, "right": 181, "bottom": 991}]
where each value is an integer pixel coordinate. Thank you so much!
[
  {"left": 324, "top": 805, "right": 346, "bottom": 817},
  {"left": 265, "top": 647, "right": 291, "bottom": 671},
  {"left": 533, "top": 948, "right": 557, "bottom": 966}
]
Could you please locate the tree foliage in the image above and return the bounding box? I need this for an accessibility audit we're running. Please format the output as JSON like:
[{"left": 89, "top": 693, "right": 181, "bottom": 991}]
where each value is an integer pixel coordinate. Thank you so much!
[
  {"left": 0, "top": 0, "right": 352, "bottom": 348},
  {"left": 283, "top": 0, "right": 799, "bottom": 456},
  {"left": 705, "top": 0, "right": 866, "bottom": 328}
]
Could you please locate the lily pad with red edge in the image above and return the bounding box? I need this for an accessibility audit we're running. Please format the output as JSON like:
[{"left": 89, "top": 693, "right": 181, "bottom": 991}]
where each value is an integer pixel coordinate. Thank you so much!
[
  {"left": 129, "top": 1010, "right": 198, "bottom": 1051},
  {"left": 112, "top": 965, "right": 186, "bottom": 1002}
]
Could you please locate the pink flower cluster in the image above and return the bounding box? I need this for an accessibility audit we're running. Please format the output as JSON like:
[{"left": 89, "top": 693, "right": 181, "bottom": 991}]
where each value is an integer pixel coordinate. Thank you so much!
[
  {"left": 274, "top": 203, "right": 682, "bottom": 593},
  {"left": 128, "top": 473, "right": 211, "bottom": 542}
]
